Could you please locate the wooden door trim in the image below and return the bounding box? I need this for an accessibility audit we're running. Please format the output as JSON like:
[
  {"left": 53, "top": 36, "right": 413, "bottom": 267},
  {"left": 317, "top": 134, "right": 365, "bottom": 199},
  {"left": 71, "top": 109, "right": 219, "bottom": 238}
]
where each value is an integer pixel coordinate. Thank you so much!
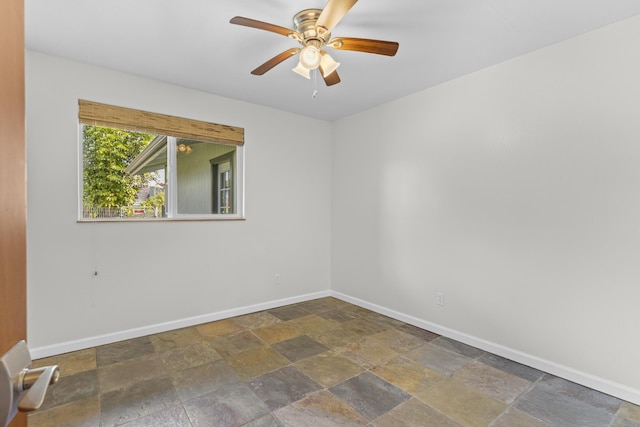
[{"left": 0, "top": 0, "right": 27, "bottom": 425}]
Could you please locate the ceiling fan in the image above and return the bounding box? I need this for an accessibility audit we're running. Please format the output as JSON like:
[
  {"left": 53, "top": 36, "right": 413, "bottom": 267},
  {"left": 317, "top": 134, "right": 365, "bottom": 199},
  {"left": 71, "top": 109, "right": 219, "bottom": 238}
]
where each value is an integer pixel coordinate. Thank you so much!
[{"left": 230, "top": 0, "right": 399, "bottom": 87}]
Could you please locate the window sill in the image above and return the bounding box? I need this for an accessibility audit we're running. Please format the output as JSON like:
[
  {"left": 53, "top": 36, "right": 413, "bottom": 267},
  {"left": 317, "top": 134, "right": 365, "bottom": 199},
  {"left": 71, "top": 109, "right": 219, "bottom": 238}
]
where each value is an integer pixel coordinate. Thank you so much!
[{"left": 77, "top": 216, "right": 246, "bottom": 223}]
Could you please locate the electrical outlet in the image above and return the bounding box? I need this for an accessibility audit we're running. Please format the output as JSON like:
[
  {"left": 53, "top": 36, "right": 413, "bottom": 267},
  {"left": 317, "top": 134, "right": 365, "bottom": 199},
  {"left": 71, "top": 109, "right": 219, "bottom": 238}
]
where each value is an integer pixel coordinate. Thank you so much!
[
  {"left": 436, "top": 292, "right": 445, "bottom": 306},
  {"left": 274, "top": 274, "right": 281, "bottom": 285}
]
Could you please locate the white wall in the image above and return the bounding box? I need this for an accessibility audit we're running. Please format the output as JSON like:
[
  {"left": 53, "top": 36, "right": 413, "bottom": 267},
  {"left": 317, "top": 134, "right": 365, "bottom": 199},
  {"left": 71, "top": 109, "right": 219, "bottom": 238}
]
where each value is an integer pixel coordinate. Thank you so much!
[
  {"left": 332, "top": 15, "right": 640, "bottom": 399},
  {"left": 26, "top": 52, "right": 332, "bottom": 352}
]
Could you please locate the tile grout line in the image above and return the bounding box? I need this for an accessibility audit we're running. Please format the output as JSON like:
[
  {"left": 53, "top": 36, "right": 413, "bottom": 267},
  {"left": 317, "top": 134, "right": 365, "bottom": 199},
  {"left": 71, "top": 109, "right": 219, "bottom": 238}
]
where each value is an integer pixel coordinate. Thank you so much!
[{"left": 496, "top": 374, "right": 549, "bottom": 427}]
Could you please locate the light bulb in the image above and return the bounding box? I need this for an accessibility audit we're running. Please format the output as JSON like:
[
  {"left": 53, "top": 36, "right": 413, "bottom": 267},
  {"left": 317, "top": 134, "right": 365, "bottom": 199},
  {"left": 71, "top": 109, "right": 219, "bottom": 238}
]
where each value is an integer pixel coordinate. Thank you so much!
[
  {"left": 320, "top": 53, "right": 340, "bottom": 77},
  {"left": 299, "top": 45, "right": 321, "bottom": 70},
  {"left": 292, "top": 61, "right": 311, "bottom": 79}
]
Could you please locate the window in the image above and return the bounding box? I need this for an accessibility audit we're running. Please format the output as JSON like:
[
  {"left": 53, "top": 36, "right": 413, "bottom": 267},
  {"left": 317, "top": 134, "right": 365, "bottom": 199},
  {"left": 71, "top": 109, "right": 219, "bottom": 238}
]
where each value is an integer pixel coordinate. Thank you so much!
[{"left": 78, "top": 100, "right": 244, "bottom": 220}]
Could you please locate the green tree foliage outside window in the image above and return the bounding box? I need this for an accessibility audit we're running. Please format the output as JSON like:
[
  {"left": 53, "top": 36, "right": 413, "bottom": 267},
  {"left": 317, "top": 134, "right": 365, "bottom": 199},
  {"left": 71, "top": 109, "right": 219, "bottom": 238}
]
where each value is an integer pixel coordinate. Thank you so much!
[{"left": 82, "top": 126, "right": 155, "bottom": 209}]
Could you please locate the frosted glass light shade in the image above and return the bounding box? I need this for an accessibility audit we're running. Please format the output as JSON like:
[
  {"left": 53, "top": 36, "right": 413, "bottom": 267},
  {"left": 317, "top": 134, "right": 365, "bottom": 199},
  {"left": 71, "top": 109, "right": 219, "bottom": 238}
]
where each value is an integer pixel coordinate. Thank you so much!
[
  {"left": 299, "top": 45, "right": 321, "bottom": 70},
  {"left": 292, "top": 61, "right": 311, "bottom": 79},
  {"left": 320, "top": 53, "right": 340, "bottom": 77}
]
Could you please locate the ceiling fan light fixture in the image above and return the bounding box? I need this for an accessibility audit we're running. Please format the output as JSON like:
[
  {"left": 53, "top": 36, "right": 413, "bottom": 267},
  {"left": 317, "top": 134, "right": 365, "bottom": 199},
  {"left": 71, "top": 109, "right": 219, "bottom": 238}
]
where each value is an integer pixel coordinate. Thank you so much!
[
  {"left": 320, "top": 52, "right": 340, "bottom": 77},
  {"left": 299, "top": 45, "right": 321, "bottom": 70},
  {"left": 292, "top": 61, "right": 311, "bottom": 79}
]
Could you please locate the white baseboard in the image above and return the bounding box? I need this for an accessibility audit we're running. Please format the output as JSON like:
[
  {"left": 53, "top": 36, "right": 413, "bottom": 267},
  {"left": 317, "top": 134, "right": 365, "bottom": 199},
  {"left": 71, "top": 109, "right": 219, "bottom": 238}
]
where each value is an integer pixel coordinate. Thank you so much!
[
  {"left": 29, "top": 290, "right": 331, "bottom": 360},
  {"left": 331, "top": 291, "right": 640, "bottom": 406}
]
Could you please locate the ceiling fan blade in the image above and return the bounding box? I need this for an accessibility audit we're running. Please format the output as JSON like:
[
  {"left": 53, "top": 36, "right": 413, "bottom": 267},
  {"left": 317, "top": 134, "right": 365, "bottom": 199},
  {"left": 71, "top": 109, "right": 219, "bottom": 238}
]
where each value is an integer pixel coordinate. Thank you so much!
[
  {"left": 319, "top": 67, "right": 341, "bottom": 86},
  {"left": 251, "top": 49, "right": 300, "bottom": 75},
  {"left": 316, "top": 0, "right": 358, "bottom": 31},
  {"left": 329, "top": 37, "right": 399, "bottom": 56},
  {"left": 230, "top": 16, "right": 295, "bottom": 38}
]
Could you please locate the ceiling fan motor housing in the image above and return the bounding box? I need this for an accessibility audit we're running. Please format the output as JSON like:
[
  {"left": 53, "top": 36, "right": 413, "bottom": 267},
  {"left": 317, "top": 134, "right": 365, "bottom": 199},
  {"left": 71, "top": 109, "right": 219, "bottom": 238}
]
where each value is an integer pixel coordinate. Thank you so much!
[{"left": 293, "top": 9, "right": 331, "bottom": 47}]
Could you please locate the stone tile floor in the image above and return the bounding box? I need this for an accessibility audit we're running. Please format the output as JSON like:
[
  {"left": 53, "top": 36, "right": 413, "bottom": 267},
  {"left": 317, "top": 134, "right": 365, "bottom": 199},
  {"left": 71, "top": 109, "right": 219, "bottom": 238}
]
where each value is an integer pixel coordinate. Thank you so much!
[{"left": 29, "top": 297, "right": 640, "bottom": 426}]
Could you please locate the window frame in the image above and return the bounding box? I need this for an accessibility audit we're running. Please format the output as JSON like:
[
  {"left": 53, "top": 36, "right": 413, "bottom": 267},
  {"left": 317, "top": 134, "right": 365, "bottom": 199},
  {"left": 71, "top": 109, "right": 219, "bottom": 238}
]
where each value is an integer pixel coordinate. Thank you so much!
[{"left": 77, "top": 101, "right": 245, "bottom": 222}]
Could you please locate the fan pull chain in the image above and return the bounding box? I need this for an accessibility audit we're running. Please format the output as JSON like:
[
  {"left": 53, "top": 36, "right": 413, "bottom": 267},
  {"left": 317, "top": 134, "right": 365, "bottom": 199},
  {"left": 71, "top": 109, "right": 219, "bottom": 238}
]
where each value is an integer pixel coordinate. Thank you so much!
[{"left": 312, "top": 69, "right": 319, "bottom": 99}]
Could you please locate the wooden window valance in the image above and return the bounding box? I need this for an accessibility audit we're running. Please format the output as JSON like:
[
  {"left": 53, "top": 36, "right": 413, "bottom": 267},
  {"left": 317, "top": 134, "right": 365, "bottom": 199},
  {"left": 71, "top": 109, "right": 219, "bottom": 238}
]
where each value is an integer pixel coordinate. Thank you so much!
[{"left": 78, "top": 100, "right": 244, "bottom": 146}]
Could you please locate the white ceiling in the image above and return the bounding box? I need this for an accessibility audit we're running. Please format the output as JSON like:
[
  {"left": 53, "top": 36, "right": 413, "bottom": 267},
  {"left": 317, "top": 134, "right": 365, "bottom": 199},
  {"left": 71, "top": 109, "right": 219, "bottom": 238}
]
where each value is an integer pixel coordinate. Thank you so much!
[{"left": 25, "top": 0, "right": 640, "bottom": 122}]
